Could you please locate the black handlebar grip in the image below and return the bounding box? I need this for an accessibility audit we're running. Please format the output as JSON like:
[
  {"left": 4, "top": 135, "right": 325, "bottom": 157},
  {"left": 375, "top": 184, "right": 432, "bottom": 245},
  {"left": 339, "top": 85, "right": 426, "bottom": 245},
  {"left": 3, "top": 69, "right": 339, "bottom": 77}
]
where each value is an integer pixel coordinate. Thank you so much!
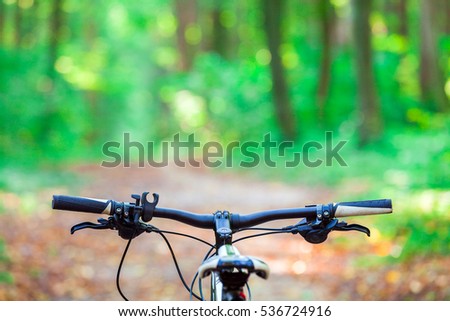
[
  {"left": 333, "top": 199, "right": 392, "bottom": 218},
  {"left": 52, "top": 195, "right": 115, "bottom": 215}
]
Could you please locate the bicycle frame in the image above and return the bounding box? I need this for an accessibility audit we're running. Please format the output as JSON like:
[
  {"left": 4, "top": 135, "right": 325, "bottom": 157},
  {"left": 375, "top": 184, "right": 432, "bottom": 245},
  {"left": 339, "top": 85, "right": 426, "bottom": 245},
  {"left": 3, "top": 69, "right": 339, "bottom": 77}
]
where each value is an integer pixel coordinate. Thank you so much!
[{"left": 198, "top": 244, "right": 270, "bottom": 301}]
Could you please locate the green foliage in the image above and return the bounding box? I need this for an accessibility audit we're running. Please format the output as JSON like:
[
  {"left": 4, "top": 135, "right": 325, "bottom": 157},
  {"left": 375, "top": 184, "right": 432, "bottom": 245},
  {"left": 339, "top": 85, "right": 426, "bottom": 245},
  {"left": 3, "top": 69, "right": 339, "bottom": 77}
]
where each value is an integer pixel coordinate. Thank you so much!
[{"left": 1, "top": 0, "right": 448, "bottom": 159}]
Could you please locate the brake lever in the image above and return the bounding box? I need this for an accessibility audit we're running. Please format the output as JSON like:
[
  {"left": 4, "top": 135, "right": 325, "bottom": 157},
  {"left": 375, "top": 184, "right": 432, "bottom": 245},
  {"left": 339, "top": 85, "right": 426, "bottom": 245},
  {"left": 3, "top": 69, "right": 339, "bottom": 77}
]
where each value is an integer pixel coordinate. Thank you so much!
[
  {"left": 70, "top": 216, "right": 154, "bottom": 240},
  {"left": 70, "top": 218, "right": 114, "bottom": 234},
  {"left": 334, "top": 222, "right": 370, "bottom": 236},
  {"left": 288, "top": 218, "right": 370, "bottom": 244}
]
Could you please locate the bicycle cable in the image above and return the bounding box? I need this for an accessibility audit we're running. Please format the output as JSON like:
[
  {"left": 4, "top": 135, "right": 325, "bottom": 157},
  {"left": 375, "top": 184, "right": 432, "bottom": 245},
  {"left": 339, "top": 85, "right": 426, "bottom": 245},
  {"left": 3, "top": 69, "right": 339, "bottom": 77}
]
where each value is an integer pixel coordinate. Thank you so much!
[
  {"left": 116, "top": 230, "right": 137, "bottom": 301},
  {"left": 152, "top": 228, "right": 214, "bottom": 247},
  {"left": 190, "top": 246, "right": 216, "bottom": 300},
  {"left": 235, "top": 227, "right": 289, "bottom": 232},
  {"left": 189, "top": 271, "right": 201, "bottom": 300},
  {"left": 150, "top": 226, "right": 216, "bottom": 300},
  {"left": 246, "top": 282, "right": 252, "bottom": 301},
  {"left": 155, "top": 230, "right": 209, "bottom": 301},
  {"left": 232, "top": 230, "right": 289, "bottom": 244},
  {"left": 115, "top": 225, "right": 213, "bottom": 301}
]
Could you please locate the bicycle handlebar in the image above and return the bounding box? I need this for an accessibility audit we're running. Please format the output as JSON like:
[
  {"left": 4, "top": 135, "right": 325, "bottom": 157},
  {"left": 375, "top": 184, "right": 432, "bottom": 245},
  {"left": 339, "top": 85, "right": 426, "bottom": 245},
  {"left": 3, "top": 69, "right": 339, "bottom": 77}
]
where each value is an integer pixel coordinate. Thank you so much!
[
  {"left": 52, "top": 194, "right": 393, "bottom": 229},
  {"left": 52, "top": 193, "right": 393, "bottom": 302}
]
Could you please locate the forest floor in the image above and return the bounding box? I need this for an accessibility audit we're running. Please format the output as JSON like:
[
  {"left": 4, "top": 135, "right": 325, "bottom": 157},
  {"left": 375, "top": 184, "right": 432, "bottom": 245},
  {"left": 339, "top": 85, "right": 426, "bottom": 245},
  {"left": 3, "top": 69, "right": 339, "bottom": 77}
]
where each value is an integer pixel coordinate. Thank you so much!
[{"left": 0, "top": 163, "right": 448, "bottom": 300}]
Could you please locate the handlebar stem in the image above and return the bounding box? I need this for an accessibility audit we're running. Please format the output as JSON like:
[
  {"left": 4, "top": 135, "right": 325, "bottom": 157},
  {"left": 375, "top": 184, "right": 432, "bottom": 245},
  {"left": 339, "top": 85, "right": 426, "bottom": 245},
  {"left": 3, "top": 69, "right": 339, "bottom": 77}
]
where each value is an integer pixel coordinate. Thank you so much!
[{"left": 214, "top": 211, "right": 233, "bottom": 247}]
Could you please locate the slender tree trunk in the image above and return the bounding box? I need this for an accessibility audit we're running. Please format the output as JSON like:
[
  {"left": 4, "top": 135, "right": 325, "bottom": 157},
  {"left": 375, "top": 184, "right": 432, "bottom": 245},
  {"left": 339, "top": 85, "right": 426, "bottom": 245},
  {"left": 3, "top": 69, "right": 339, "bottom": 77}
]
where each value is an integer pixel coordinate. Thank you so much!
[
  {"left": 14, "top": 2, "right": 22, "bottom": 47},
  {"left": 211, "top": 8, "right": 227, "bottom": 57},
  {"left": 83, "top": 4, "right": 102, "bottom": 143},
  {"left": 385, "top": 0, "right": 408, "bottom": 36},
  {"left": 352, "top": 0, "right": 382, "bottom": 146},
  {"left": 19, "top": 1, "right": 34, "bottom": 48},
  {"left": 0, "top": 2, "right": 4, "bottom": 45},
  {"left": 174, "top": 0, "right": 197, "bottom": 71},
  {"left": 40, "top": 0, "right": 64, "bottom": 142},
  {"left": 48, "top": 0, "right": 63, "bottom": 79},
  {"left": 316, "top": 0, "right": 335, "bottom": 122},
  {"left": 419, "top": 0, "right": 449, "bottom": 112},
  {"left": 446, "top": 0, "right": 450, "bottom": 34},
  {"left": 397, "top": 0, "right": 408, "bottom": 36},
  {"left": 263, "top": 0, "right": 297, "bottom": 140}
]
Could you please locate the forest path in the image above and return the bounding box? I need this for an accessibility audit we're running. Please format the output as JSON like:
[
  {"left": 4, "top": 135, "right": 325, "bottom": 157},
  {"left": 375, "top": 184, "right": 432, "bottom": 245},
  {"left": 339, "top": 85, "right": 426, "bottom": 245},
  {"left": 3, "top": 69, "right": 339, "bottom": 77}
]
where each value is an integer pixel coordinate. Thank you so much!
[{"left": 0, "top": 164, "right": 448, "bottom": 300}]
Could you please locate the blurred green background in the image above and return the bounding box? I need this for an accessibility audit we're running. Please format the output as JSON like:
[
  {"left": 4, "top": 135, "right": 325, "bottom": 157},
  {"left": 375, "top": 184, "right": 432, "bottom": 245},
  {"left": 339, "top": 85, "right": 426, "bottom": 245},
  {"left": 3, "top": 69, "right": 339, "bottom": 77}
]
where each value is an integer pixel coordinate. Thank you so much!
[{"left": 0, "top": 0, "right": 449, "bottom": 300}]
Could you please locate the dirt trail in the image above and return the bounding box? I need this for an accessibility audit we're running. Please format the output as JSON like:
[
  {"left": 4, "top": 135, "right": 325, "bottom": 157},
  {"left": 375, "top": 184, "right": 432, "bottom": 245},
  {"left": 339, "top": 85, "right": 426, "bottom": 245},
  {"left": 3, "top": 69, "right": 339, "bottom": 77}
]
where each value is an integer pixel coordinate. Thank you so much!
[{"left": 0, "top": 164, "right": 448, "bottom": 300}]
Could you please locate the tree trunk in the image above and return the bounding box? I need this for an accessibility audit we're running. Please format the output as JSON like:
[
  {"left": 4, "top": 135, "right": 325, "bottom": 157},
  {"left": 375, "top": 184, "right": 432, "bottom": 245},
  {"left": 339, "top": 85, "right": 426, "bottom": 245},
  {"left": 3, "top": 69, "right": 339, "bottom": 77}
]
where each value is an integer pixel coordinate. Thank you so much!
[
  {"left": 419, "top": 0, "right": 449, "bottom": 112},
  {"left": 83, "top": 4, "right": 102, "bottom": 143},
  {"left": 263, "top": 0, "right": 297, "bottom": 140},
  {"left": 40, "top": 0, "right": 64, "bottom": 143},
  {"left": 397, "top": 0, "right": 408, "bottom": 36},
  {"left": 174, "top": 0, "right": 197, "bottom": 71},
  {"left": 211, "top": 8, "right": 227, "bottom": 57},
  {"left": 352, "top": 0, "right": 382, "bottom": 146},
  {"left": 14, "top": 2, "right": 22, "bottom": 47},
  {"left": 446, "top": 0, "right": 450, "bottom": 34},
  {"left": 316, "top": 0, "right": 335, "bottom": 122},
  {"left": 385, "top": 0, "right": 408, "bottom": 36},
  {"left": 0, "top": 2, "right": 4, "bottom": 45},
  {"left": 48, "top": 0, "right": 63, "bottom": 79}
]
